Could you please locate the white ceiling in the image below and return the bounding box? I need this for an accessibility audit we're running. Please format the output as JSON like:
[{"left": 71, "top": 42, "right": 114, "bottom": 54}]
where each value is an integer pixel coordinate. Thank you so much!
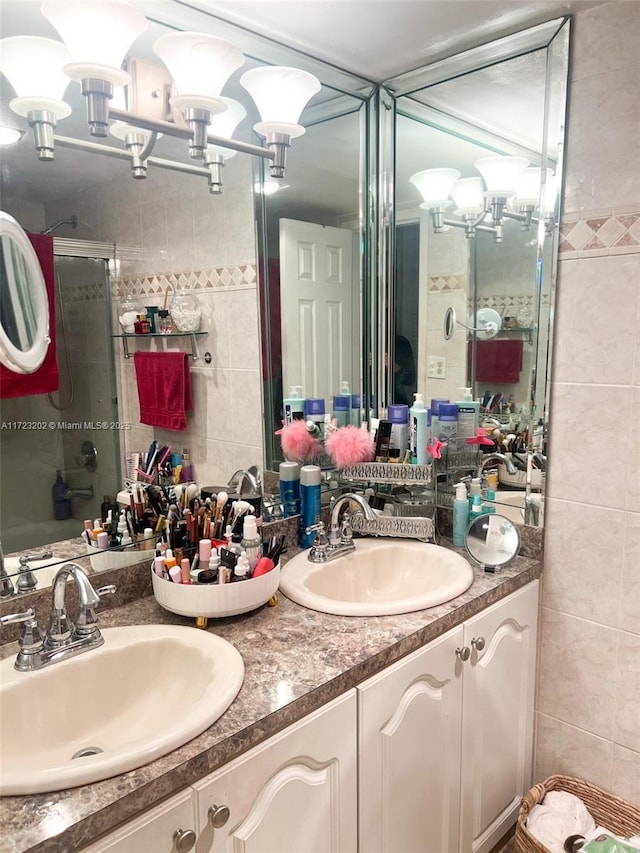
[{"left": 186, "top": 0, "right": 601, "bottom": 81}]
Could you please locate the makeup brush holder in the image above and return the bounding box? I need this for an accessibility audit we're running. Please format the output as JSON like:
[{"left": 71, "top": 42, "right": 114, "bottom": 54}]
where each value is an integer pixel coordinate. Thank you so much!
[
  {"left": 151, "top": 564, "right": 280, "bottom": 619},
  {"left": 86, "top": 543, "right": 151, "bottom": 572}
]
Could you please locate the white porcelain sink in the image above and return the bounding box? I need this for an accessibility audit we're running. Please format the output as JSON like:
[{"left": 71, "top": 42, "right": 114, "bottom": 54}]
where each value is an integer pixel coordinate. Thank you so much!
[
  {"left": 0, "top": 625, "right": 244, "bottom": 795},
  {"left": 280, "top": 539, "right": 474, "bottom": 616}
]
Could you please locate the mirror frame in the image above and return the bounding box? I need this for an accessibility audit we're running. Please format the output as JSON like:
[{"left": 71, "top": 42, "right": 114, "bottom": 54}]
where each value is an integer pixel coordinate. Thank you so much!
[{"left": 0, "top": 211, "right": 50, "bottom": 374}]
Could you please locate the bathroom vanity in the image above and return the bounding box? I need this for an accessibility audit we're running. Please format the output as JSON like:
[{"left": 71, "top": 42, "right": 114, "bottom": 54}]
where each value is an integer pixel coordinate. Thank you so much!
[{"left": 0, "top": 545, "right": 541, "bottom": 853}]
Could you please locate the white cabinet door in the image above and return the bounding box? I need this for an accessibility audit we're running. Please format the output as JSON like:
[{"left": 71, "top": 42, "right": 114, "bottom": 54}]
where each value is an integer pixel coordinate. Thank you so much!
[
  {"left": 193, "top": 690, "right": 357, "bottom": 853},
  {"left": 459, "top": 580, "right": 539, "bottom": 853},
  {"left": 358, "top": 626, "right": 464, "bottom": 853},
  {"left": 80, "top": 789, "right": 197, "bottom": 853}
]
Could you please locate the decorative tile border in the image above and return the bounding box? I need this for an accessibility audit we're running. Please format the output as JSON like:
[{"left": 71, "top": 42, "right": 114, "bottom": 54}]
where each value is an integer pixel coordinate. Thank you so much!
[
  {"left": 116, "top": 264, "right": 258, "bottom": 298},
  {"left": 62, "top": 280, "right": 107, "bottom": 304},
  {"left": 428, "top": 273, "right": 467, "bottom": 291},
  {"left": 559, "top": 209, "right": 640, "bottom": 258}
]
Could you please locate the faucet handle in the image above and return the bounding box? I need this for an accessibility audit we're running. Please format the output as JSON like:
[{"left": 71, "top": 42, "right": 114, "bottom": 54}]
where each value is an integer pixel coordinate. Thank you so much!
[
  {"left": 0, "top": 608, "right": 45, "bottom": 654},
  {"left": 76, "top": 584, "right": 117, "bottom": 637},
  {"left": 306, "top": 522, "right": 329, "bottom": 562}
]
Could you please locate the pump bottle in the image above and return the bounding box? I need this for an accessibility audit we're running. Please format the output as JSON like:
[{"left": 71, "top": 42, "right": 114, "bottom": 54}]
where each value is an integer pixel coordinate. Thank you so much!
[
  {"left": 409, "top": 393, "right": 428, "bottom": 464},
  {"left": 453, "top": 482, "right": 469, "bottom": 547},
  {"left": 456, "top": 387, "right": 480, "bottom": 449}
]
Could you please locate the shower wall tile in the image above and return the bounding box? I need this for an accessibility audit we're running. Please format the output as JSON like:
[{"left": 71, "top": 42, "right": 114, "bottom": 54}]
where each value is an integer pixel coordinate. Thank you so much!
[
  {"left": 535, "top": 713, "right": 614, "bottom": 793},
  {"left": 612, "top": 745, "right": 640, "bottom": 805},
  {"left": 620, "top": 512, "right": 640, "bottom": 636}
]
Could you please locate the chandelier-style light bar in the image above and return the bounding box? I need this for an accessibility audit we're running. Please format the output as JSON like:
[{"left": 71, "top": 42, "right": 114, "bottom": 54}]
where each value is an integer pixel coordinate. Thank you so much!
[
  {"left": 0, "top": 0, "right": 321, "bottom": 191},
  {"left": 410, "top": 156, "right": 555, "bottom": 243}
]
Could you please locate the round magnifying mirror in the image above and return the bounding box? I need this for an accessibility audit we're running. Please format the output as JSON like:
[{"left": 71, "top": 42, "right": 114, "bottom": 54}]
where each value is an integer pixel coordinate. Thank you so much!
[
  {"left": 444, "top": 306, "right": 456, "bottom": 340},
  {"left": 465, "top": 513, "right": 520, "bottom": 571},
  {"left": 0, "top": 211, "right": 50, "bottom": 374}
]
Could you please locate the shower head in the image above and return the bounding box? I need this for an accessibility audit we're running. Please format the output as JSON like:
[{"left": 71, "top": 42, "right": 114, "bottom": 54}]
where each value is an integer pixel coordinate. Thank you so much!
[{"left": 41, "top": 215, "right": 78, "bottom": 235}]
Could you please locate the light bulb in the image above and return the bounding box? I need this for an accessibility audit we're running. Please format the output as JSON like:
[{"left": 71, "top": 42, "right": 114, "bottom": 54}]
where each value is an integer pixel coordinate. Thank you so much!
[
  {"left": 409, "top": 168, "right": 461, "bottom": 208},
  {"left": 0, "top": 125, "right": 21, "bottom": 145},
  {"left": 240, "top": 66, "right": 321, "bottom": 138}
]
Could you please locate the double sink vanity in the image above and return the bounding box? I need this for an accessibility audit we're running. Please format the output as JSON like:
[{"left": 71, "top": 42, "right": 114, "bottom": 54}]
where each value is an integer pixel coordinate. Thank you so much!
[{"left": 0, "top": 519, "right": 543, "bottom": 853}]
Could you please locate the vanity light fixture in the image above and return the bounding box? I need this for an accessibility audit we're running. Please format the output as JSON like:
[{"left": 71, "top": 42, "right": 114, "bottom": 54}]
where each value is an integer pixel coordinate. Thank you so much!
[
  {"left": 0, "top": 1, "right": 321, "bottom": 188},
  {"left": 0, "top": 36, "right": 72, "bottom": 160},
  {"left": 409, "top": 168, "right": 461, "bottom": 231},
  {"left": 474, "top": 155, "right": 530, "bottom": 225},
  {"left": 240, "top": 66, "right": 322, "bottom": 178},
  {"left": 204, "top": 98, "right": 247, "bottom": 194}
]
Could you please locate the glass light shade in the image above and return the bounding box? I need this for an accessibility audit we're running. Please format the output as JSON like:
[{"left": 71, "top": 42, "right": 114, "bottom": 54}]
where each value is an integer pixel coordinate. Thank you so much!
[
  {"left": 109, "top": 121, "right": 159, "bottom": 142},
  {"left": 409, "top": 168, "right": 461, "bottom": 208},
  {"left": 240, "top": 66, "right": 321, "bottom": 139},
  {"left": 450, "top": 177, "right": 484, "bottom": 216},
  {"left": 0, "top": 36, "right": 72, "bottom": 119},
  {"left": 207, "top": 97, "right": 246, "bottom": 158},
  {"left": 41, "top": 0, "right": 148, "bottom": 86},
  {"left": 514, "top": 167, "right": 542, "bottom": 207},
  {"left": 153, "top": 32, "right": 244, "bottom": 115},
  {"left": 475, "top": 156, "right": 530, "bottom": 198}
]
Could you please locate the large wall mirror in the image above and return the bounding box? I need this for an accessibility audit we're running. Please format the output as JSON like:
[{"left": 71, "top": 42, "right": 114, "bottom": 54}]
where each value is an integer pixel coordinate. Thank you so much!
[{"left": 383, "top": 17, "right": 570, "bottom": 526}]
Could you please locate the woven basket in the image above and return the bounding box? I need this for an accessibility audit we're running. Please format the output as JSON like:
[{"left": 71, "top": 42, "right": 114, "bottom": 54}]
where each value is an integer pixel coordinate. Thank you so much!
[{"left": 515, "top": 774, "right": 640, "bottom": 853}]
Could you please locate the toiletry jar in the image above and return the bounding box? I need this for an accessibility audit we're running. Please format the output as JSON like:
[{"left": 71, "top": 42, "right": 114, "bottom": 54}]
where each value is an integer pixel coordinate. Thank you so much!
[{"left": 151, "top": 565, "right": 280, "bottom": 618}]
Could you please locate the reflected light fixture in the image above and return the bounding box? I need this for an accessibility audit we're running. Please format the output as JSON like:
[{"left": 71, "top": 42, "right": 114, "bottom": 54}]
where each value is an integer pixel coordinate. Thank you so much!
[
  {"left": 0, "top": 0, "right": 320, "bottom": 188},
  {"left": 0, "top": 36, "right": 72, "bottom": 160},
  {"left": 0, "top": 125, "right": 22, "bottom": 145},
  {"left": 204, "top": 97, "right": 246, "bottom": 193},
  {"left": 241, "top": 66, "right": 321, "bottom": 178},
  {"left": 410, "top": 155, "right": 557, "bottom": 243}
]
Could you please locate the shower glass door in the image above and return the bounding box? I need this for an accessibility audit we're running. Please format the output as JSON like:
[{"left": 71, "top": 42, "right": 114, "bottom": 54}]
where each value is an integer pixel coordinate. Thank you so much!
[{"left": 0, "top": 253, "right": 121, "bottom": 552}]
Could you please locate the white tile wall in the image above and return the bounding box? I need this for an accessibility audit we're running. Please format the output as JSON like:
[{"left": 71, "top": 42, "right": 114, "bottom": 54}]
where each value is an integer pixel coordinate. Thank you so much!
[{"left": 535, "top": 1, "right": 640, "bottom": 801}]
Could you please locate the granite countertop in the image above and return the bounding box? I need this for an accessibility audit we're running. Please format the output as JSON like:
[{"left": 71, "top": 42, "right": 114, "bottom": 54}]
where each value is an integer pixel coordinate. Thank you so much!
[{"left": 0, "top": 545, "right": 542, "bottom": 853}]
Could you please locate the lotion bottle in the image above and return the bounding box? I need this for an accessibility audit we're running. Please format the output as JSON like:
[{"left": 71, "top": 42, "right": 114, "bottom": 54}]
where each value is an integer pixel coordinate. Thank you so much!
[
  {"left": 456, "top": 387, "right": 480, "bottom": 449},
  {"left": 283, "top": 386, "right": 305, "bottom": 424},
  {"left": 409, "top": 393, "right": 428, "bottom": 464},
  {"left": 453, "top": 482, "right": 469, "bottom": 547}
]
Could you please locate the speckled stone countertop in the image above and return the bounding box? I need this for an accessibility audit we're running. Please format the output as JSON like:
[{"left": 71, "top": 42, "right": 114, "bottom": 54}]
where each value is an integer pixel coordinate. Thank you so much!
[{"left": 0, "top": 543, "right": 542, "bottom": 853}]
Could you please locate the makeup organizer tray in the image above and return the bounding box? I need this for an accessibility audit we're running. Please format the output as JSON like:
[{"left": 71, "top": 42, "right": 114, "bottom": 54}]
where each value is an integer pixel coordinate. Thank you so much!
[{"left": 151, "top": 564, "right": 281, "bottom": 620}]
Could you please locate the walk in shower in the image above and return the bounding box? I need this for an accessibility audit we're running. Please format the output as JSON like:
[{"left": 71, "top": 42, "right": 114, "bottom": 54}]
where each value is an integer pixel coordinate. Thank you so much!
[{"left": 0, "top": 245, "right": 121, "bottom": 552}]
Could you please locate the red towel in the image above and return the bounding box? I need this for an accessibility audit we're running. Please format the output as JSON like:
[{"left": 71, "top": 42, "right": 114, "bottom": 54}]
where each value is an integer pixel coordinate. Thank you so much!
[
  {"left": 469, "top": 339, "right": 524, "bottom": 384},
  {"left": 133, "top": 351, "right": 193, "bottom": 431},
  {"left": 0, "top": 232, "right": 59, "bottom": 398}
]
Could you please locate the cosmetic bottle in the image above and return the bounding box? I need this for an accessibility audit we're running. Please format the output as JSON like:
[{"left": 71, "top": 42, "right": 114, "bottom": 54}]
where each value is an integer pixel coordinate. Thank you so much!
[
  {"left": 134, "top": 313, "right": 151, "bottom": 334},
  {"left": 348, "top": 393, "right": 361, "bottom": 427},
  {"left": 429, "top": 399, "right": 449, "bottom": 444},
  {"left": 279, "top": 460, "right": 300, "bottom": 517},
  {"left": 470, "top": 494, "right": 485, "bottom": 521},
  {"left": 234, "top": 554, "right": 251, "bottom": 581},
  {"left": 437, "top": 403, "right": 459, "bottom": 447},
  {"left": 241, "top": 515, "right": 262, "bottom": 571},
  {"left": 388, "top": 404, "right": 409, "bottom": 456},
  {"left": 299, "top": 464, "right": 322, "bottom": 548},
  {"left": 157, "top": 309, "right": 172, "bottom": 334},
  {"left": 179, "top": 449, "right": 193, "bottom": 483},
  {"left": 456, "top": 387, "right": 480, "bottom": 449},
  {"left": 304, "top": 398, "right": 326, "bottom": 439},
  {"left": 145, "top": 306, "right": 159, "bottom": 333},
  {"left": 332, "top": 394, "right": 351, "bottom": 427},
  {"left": 468, "top": 477, "right": 482, "bottom": 512},
  {"left": 409, "top": 393, "right": 428, "bottom": 464},
  {"left": 374, "top": 419, "right": 392, "bottom": 461},
  {"left": 452, "top": 482, "right": 469, "bottom": 547},
  {"left": 283, "top": 386, "right": 305, "bottom": 424},
  {"left": 484, "top": 489, "right": 497, "bottom": 514}
]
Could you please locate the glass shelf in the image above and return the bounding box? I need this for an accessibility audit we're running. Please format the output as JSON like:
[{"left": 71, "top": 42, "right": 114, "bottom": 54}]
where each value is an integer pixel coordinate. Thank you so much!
[{"left": 113, "top": 332, "right": 207, "bottom": 361}]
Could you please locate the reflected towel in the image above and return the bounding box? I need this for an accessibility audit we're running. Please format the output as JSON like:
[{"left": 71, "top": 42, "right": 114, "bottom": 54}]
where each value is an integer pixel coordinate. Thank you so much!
[
  {"left": 133, "top": 351, "right": 193, "bottom": 431},
  {"left": 469, "top": 339, "right": 523, "bottom": 384},
  {"left": 0, "top": 232, "right": 59, "bottom": 398}
]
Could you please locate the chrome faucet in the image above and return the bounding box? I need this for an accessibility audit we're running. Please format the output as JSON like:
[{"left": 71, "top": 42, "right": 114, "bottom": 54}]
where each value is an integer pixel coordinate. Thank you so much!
[
  {"left": 0, "top": 538, "right": 14, "bottom": 598},
  {"left": 0, "top": 562, "right": 116, "bottom": 672},
  {"left": 16, "top": 550, "right": 53, "bottom": 593},
  {"left": 227, "top": 467, "right": 261, "bottom": 495},
  {"left": 477, "top": 452, "right": 517, "bottom": 479},
  {"left": 307, "top": 493, "right": 376, "bottom": 563}
]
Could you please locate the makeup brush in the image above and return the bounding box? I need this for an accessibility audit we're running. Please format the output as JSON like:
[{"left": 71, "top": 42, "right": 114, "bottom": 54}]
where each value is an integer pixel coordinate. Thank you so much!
[{"left": 212, "top": 490, "right": 228, "bottom": 540}]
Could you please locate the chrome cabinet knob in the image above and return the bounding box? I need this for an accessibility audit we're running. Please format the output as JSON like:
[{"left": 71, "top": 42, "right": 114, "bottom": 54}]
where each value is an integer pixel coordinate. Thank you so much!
[
  {"left": 455, "top": 646, "right": 470, "bottom": 661},
  {"left": 209, "top": 804, "right": 231, "bottom": 828},
  {"left": 471, "top": 636, "right": 486, "bottom": 651},
  {"left": 173, "top": 828, "right": 196, "bottom": 852}
]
